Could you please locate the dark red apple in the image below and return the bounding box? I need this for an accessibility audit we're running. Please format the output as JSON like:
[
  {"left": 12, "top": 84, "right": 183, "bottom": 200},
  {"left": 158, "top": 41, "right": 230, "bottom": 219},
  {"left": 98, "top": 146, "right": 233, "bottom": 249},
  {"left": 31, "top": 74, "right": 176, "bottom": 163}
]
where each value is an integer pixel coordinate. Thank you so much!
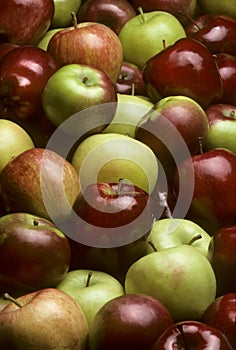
[
  {"left": 0, "top": 43, "right": 19, "bottom": 61},
  {"left": 0, "top": 0, "right": 54, "bottom": 45},
  {"left": 115, "top": 61, "right": 147, "bottom": 96},
  {"left": 151, "top": 320, "right": 234, "bottom": 349},
  {"left": 143, "top": 38, "right": 223, "bottom": 109},
  {"left": 202, "top": 293, "right": 236, "bottom": 349},
  {"left": 89, "top": 293, "right": 174, "bottom": 350},
  {"left": 185, "top": 14, "right": 236, "bottom": 55},
  {"left": 0, "top": 46, "right": 59, "bottom": 121},
  {"left": 77, "top": 0, "right": 136, "bottom": 35},
  {"left": 0, "top": 212, "right": 71, "bottom": 297}
]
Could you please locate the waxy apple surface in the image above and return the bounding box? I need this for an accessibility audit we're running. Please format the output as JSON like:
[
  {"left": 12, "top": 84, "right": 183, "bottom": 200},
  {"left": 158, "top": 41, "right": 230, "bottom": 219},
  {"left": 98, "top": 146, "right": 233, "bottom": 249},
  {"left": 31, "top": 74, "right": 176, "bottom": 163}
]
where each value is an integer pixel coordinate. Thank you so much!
[{"left": 115, "top": 61, "right": 147, "bottom": 96}]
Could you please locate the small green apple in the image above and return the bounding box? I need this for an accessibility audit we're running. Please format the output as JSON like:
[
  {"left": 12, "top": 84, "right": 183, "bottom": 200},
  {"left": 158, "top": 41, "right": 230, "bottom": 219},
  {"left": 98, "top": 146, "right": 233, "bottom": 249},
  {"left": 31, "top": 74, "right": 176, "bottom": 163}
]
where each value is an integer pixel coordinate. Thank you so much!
[
  {"left": 37, "top": 28, "right": 63, "bottom": 51},
  {"left": 198, "top": 0, "right": 236, "bottom": 19},
  {"left": 118, "top": 9, "right": 186, "bottom": 68},
  {"left": 56, "top": 269, "right": 124, "bottom": 328},
  {"left": 125, "top": 245, "right": 216, "bottom": 322},
  {"left": 51, "top": 0, "right": 82, "bottom": 28}
]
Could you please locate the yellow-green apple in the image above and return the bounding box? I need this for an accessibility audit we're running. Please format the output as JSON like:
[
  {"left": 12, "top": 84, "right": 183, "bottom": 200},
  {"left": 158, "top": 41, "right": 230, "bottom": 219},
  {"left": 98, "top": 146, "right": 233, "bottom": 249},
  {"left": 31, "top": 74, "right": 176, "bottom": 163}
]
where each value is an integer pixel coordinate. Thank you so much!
[
  {"left": 102, "top": 93, "right": 154, "bottom": 137},
  {"left": 56, "top": 269, "right": 124, "bottom": 328},
  {"left": 0, "top": 288, "right": 89, "bottom": 350},
  {"left": 146, "top": 218, "right": 212, "bottom": 259},
  {"left": 47, "top": 18, "right": 123, "bottom": 83},
  {"left": 143, "top": 38, "right": 223, "bottom": 108},
  {"left": 71, "top": 133, "right": 159, "bottom": 194},
  {"left": 77, "top": 0, "right": 136, "bottom": 35},
  {"left": 204, "top": 104, "right": 236, "bottom": 154},
  {"left": 51, "top": 0, "right": 82, "bottom": 28},
  {"left": 118, "top": 9, "right": 186, "bottom": 69},
  {"left": 42, "top": 63, "right": 117, "bottom": 128},
  {"left": 0, "top": 0, "right": 54, "bottom": 45},
  {"left": 0, "top": 148, "right": 80, "bottom": 222},
  {"left": 0, "top": 45, "right": 59, "bottom": 121},
  {"left": 115, "top": 61, "right": 147, "bottom": 96},
  {"left": 197, "top": 0, "right": 236, "bottom": 20},
  {"left": 125, "top": 245, "right": 216, "bottom": 321},
  {"left": 0, "top": 119, "right": 34, "bottom": 174},
  {"left": 0, "top": 212, "right": 71, "bottom": 297},
  {"left": 89, "top": 293, "right": 174, "bottom": 350},
  {"left": 37, "top": 28, "right": 64, "bottom": 51}
]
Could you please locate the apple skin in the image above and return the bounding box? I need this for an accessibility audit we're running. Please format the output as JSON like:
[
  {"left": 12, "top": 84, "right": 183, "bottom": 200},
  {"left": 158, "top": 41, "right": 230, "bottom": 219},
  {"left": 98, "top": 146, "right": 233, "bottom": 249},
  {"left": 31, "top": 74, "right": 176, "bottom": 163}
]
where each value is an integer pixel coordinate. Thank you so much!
[
  {"left": 37, "top": 28, "right": 64, "bottom": 51},
  {"left": 204, "top": 104, "right": 236, "bottom": 154},
  {"left": 89, "top": 293, "right": 174, "bottom": 350},
  {"left": 151, "top": 320, "right": 234, "bottom": 350},
  {"left": 0, "top": 43, "right": 19, "bottom": 61},
  {"left": 197, "top": 0, "right": 236, "bottom": 20},
  {"left": 47, "top": 21, "right": 123, "bottom": 83},
  {"left": 201, "top": 293, "right": 236, "bottom": 349},
  {"left": 0, "top": 288, "right": 89, "bottom": 350},
  {"left": 0, "top": 45, "right": 59, "bottom": 121},
  {"left": 77, "top": 0, "right": 136, "bottom": 35},
  {"left": 115, "top": 61, "right": 147, "bottom": 96},
  {"left": 51, "top": 0, "right": 82, "bottom": 28},
  {"left": 143, "top": 37, "right": 223, "bottom": 109},
  {"left": 56, "top": 269, "right": 124, "bottom": 328},
  {"left": 0, "top": 0, "right": 54, "bottom": 45}
]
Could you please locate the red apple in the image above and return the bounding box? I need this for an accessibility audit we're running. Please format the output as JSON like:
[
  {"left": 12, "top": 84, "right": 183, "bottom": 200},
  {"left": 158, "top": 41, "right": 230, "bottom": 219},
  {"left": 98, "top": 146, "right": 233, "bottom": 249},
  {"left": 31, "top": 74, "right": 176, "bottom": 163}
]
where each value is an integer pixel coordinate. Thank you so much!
[
  {"left": 151, "top": 320, "right": 234, "bottom": 349},
  {"left": 185, "top": 14, "right": 236, "bottom": 55},
  {"left": 115, "top": 61, "right": 147, "bottom": 96},
  {"left": 0, "top": 0, "right": 54, "bottom": 45},
  {"left": 0, "top": 42, "right": 19, "bottom": 61},
  {"left": 89, "top": 293, "right": 174, "bottom": 350},
  {"left": 143, "top": 37, "right": 223, "bottom": 109},
  {"left": 77, "top": 0, "right": 136, "bottom": 35},
  {"left": 201, "top": 293, "right": 236, "bottom": 349},
  {"left": 0, "top": 45, "right": 59, "bottom": 121}
]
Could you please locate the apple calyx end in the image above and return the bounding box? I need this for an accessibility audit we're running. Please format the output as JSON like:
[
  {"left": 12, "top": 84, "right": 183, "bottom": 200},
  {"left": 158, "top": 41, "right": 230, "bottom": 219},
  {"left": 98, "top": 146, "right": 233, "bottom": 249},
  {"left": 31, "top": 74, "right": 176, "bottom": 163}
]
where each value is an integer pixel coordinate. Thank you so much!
[{"left": 3, "top": 293, "right": 23, "bottom": 308}]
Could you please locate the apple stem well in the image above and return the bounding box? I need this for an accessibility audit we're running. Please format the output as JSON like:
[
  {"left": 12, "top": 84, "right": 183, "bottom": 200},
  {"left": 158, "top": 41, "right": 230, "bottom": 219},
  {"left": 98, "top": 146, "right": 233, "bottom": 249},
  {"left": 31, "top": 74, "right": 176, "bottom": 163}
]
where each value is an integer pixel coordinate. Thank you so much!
[
  {"left": 3, "top": 293, "right": 23, "bottom": 308},
  {"left": 86, "top": 271, "right": 93, "bottom": 288},
  {"left": 177, "top": 324, "right": 190, "bottom": 350},
  {"left": 187, "top": 234, "right": 202, "bottom": 245},
  {"left": 148, "top": 240, "right": 157, "bottom": 252}
]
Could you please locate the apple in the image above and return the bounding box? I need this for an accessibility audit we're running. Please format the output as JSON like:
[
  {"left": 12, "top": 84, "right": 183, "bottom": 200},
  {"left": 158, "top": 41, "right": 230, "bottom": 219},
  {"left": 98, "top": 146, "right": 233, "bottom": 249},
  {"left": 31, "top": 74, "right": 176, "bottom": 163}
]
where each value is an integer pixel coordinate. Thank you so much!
[
  {"left": 185, "top": 14, "right": 236, "bottom": 56},
  {"left": 151, "top": 320, "right": 234, "bottom": 349},
  {"left": 143, "top": 37, "right": 223, "bottom": 108},
  {"left": 42, "top": 63, "right": 117, "bottom": 128},
  {"left": 102, "top": 93, "right": 154, "bottom": 138},
  {"left": 197, "top": 0, "right": 236, "bottom": 20},
  {"left": 71, "top": 133, "right": 159, "bottom": 195},
  {"left": 118, "top": 9, "right": 186, "bottom": 69},
  {"left": 204, "top": 104, "right": 236, "bottom": 154},
  {"left": 201, "top": 293, "right": 236, "bottom": 349},
  {"left": 174, "top": 148, "right": 236, "bottom": 234},
  {"left": 115, "top": 61, "right": 147, "bottom": 96},
  {"left": 0, "top": 212, "right": 71, "bottom": 297},
  {"left": 0, "top": 119, "right": 35, "bottom": 174},
  {"left": 89, "top": 293, "right": 174, "bottom": 350},
  {"left": 0, "top": 42, "right": 19, "bottom": 61},
  {"left": 51, "top": 0, "right": 82, "bottom": 28},
  {"left": 0, "top": 0, "right": 54, "bottom": 45},
  {"left": 0, "top": 45, "right": 59, "bottom": 121},
  {"left": 77, "top": 0, "right": 136, "bottom": 35},
  {"left": 0, "top": 288, "right": 89, "bottom": 349},
  {"left": 125, "top": 245, "right": 217, "bottom": 321},
  {"left": 47, "top": 17, "right": 123, "bottom": 83},
  {"left": 0, "top": 148, "right": 80, "bottom": 223},
  {"left": 37, "top": 28, "right": 64, "bottom": 51},
  {"left": 146, "top": 218, "right": 212, "bottom": 260},
  {"left": 56, "top": 269, "right": 124, "bottom": 328},
  {"left": 210, "top": 225, "right": 236, "bottom": 296}
]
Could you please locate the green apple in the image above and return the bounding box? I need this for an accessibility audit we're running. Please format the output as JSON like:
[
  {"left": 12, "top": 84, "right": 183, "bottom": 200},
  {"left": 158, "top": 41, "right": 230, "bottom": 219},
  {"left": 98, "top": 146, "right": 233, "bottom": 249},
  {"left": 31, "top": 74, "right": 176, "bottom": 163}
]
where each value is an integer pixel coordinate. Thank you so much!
[
  {"left": 37, "top": 28, "right": 63, "bottom": 51},
  {"left": 0, "top": 119, "right": 34, "bottom": 174},
  {"left": 146, "top": 218, "right": 213, "bottom": 260},
  {"left": 198, "top": 0, "right": 236, "bottom": 19},
  {"left": 125, "top": 245, "right": 216, "bottom": 321},
  {"left": 51, "top": 0, "right": 82, "bottom": 28},
  {"left": 71, "top": 133, "right": 159, "bottom": 194},
  {"left": 118, "top": 9, "right": 186, "bottom": 69},
  {"left": 102, "top": 93, "right": 154, "bottom": 138},
  {"left": 56, "top": 269, "right": 124, "bottom": 328}
]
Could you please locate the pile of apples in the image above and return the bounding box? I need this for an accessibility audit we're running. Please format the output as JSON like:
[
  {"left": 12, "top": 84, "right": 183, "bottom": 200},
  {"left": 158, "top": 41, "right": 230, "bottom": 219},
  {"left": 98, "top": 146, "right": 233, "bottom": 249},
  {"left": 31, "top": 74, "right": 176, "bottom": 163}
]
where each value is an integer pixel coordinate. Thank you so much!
[{"left": 0, "top": 0, "right": 236, "bottom": 349}]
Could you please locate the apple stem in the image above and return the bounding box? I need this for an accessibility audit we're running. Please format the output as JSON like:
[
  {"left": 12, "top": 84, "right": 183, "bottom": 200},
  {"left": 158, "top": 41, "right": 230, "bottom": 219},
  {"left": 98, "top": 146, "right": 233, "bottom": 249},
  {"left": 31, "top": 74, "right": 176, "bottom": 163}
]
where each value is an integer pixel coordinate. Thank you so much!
[
  {"left": 71, "top": 11, "right": 78, "bottom": 28},
  {"left": 3, "top": 293, "right": 23, "bottom": 308},
  {"left": 158, "top": 191, "right": 173, "bottom": 219},
  {"left": 162, "top": 39, "right": 166, "bottom": 50},
  {"left": 86, "top": 271, "right": 93, "bottom": 287},
  {"left": 177, "top": 324, "right": 189, "bottom": 350},
  {"left": 138, "top": 7, "right": 145, "bottom": 23},
  {"left": 131, "top": 83, "right": 135, "bottom": 96},
  {"left": 178, "top": 10, "right": 201, "bottom": 30},
  {"left": 118, "top": 178, "right": 124, "bottom": 194},
  {"left": 187, "top": 234, "right": 202, "bottom": 245},
  {"left": 198, "top": 136, "right": 204, "bottom": 154},
  {"left": 148, "top": 240, "right": 157, "bottom": 252}
]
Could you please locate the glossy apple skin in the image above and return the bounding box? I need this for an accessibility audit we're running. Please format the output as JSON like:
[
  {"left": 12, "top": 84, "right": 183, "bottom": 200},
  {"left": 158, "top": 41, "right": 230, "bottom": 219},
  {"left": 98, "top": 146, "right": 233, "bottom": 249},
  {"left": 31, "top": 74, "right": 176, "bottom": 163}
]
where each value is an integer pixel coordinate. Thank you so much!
[
  {"left": 0, "top": 0, "right": 54, "bottom": 45},
  {"left": 0, "top": 46, "right": 59, "bottom": 121},
  {"left": 143, "top": 38, "right": 223, "bottom": 109},
  {"left": 151, "top": 320, "right": 234, "bottom": 349},
  {"left": 174, "top": 149, "right": 236, "bottom": 234},
  {"left": 202, "top": 293, "right": 236, "bottom": 349},
  {"left": 214, "top": 53, "right": 236, "bottom": 106},
  {"left": 210, "top": 226, "right": 236, "bottom": 296},
  {"left": 115, "top": 61, "right": 147, "bottom": 96},
  {"left": 0, "top": 213, "right": 71, "bottom": 297},
  {"left": 0, "top": 43, "right": 19, "bottom": 61},
  {"left": 77, "top": 0, "right": 136, "bottom": 35},
  {"left": 185, "top": 14, "right": 236, "bottom": 55},
  {"left": 89, "top": 293, "right": 174, "bottom": 350}
]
